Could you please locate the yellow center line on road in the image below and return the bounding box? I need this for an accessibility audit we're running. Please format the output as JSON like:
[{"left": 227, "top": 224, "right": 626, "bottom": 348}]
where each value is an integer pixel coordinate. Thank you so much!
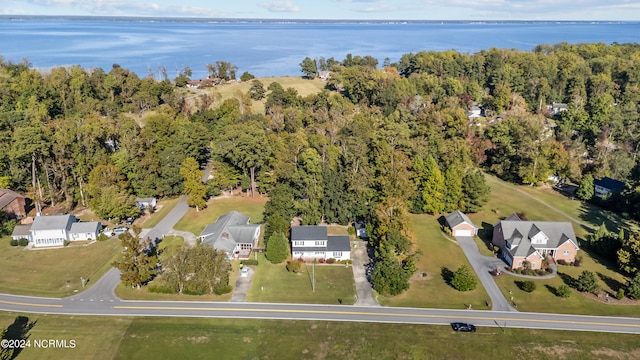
[
  {"left": 113, "top": 306, "right": 640, "bottom": 328},
  {"left": 0, "top": 299, "right": 63, "bottom": 308}
]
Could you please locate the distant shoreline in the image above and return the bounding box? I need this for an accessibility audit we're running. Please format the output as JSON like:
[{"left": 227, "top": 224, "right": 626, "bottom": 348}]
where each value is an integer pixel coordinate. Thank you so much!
[{"left": 0, "top": 15, "right": 637, "bottom": 25}]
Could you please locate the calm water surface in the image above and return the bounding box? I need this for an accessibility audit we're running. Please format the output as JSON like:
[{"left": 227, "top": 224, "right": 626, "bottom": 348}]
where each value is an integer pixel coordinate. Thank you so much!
[{"left": 1, "top": 18, "right": 639, "bottom": 78}]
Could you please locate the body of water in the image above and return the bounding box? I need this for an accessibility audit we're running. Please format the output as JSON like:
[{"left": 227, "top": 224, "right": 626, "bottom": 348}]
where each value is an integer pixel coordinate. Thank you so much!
[{"left": 1, "top": 17, "right": 640, "bottom": 79}]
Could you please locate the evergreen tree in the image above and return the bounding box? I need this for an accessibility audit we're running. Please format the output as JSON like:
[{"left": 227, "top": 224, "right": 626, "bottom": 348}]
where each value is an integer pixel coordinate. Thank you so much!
[
  {"left": 248, "top": 79, "right": 266, "bottom": 100},
  {"left": 265, "top": 232, "right": 290, "bottom": 264},
  {"left": 576, "top": 270, "right": 599, "bottom": 293},
  {"left": 461, "top": 170, "right": 490, "bottom": 213},
  {"left": 443, "top": 164, "right": 464, "bottom": 212},
  {"left": 576, "top": 174, "right": 594, "bottom": 201},
  {"left": 413, "top": 155, "right": 445, "bottom": 214},
  {"left": 263, "top": 212, "right": 291, "bottom": 244},
  {"left": 299, "top": 57, "right": 318, "bottom": 79}
]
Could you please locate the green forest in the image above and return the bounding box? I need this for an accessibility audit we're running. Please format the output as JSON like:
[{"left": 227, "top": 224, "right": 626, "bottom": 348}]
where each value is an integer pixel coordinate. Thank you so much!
[
  {"left": 3, "top": 41, "right": 640, "bottom": 294},
  {"left": 2, "top": 42, "right": 640, "bottom": 243}
]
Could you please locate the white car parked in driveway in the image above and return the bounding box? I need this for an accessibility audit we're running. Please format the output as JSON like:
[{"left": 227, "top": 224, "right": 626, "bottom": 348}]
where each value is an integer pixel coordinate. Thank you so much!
[{"left": 240, "top": 267, "right": 249, "bottom": 277}]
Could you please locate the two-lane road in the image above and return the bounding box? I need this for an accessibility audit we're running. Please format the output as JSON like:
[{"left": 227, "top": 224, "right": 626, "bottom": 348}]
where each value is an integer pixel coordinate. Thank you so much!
[{"left": 1, "top": 292, "right": 639, "bottom": 334}]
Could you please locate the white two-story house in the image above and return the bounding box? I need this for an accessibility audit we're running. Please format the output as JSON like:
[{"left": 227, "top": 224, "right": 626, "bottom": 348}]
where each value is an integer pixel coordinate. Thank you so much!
[{"left": 291, "top": 226, "right": 351, "bottom": 261}]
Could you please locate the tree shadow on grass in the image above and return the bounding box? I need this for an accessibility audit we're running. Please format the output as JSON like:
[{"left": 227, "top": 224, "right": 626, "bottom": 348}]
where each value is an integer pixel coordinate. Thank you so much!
[
  {"left": 477, "top": 222, "right": 495, "bottom": 252},
  {"left": 1, "top": 316, "right": 37, "bottom": 359},
  {"left": 441, "top": 267, "right": 454, "bottom": 286},
  {"left": 597, "top": 272, "right": 625, "bottom": 293},
  {"left": 558, "top": 272, "right": 576, "bottom": 289},
  {"left": 545, "top": 284, "right": 559, "bottom": 296}
]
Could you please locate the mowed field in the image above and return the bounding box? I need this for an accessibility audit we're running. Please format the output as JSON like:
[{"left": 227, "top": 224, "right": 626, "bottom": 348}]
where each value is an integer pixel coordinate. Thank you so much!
[
  {"left": 0, "top": 238, "right": 121, "bottom": 297},
  {"left": 2, "top": 312, "right": 639, "bottom": 360},
  {"left": 182, "top": 76, "right": 326, "bottom": 114}
]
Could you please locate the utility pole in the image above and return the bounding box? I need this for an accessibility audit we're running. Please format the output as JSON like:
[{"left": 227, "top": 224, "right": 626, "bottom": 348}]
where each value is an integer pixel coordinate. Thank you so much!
[{"left": 312, "top": 260, "right": 315, "bottom": 292}]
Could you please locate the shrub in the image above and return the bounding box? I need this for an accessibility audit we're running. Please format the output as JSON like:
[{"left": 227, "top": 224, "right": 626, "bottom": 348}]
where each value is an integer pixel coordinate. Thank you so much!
[
  {"left": 213, "top": 285, "right": 232, "bottom": 295},
  {"left": 286, "top": 259, "right": 303, "bottom": 273},
  {"left": 451, "top": 265, "right": 477, "bottom": 291},
  {"left": 241, "top": 259, "right": 259, "bottom": 266},
  {"left": 97, "top": 233, "right": 109, "bottom": 242},
  {"left": 63, "top": 240, "right": 70, "bottom": 246},
  {"left": 347, "top": 226, "right": 355, "bottom": 235},
  {"left": 626, "top": 273, "right": 640, "bottom": 299},
  {"left": 9, "top": 239, "right": 18, "bottom": 247},
  {"left": 556, "top": 285, "right": 571, "bottom": 298},
  {"left": 616, "top": 288, "right": 625, "bottom": 300},
  {"left": 18, "top": 238, "right": 29, "bottom": 246},
  {"left": 326, "top": 258, "right": 335, "bottom": 264},
  {"left": 517, "top": 280, "right": 536, "bottom": 293}
]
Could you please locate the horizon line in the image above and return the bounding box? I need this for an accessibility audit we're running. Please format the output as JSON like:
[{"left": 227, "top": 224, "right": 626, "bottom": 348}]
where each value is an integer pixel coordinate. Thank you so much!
[{"left": 0, "top": 15, "right": 638, "bottom": 23}]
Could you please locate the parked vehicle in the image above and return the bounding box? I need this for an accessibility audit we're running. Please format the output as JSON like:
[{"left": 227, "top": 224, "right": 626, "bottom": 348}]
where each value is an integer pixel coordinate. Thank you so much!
[
  {"left": 451, "top": 322, "right": 476, "bottom": 332},
  {"left": 240, "top": 267, "right": 249, "bottom": 277}
]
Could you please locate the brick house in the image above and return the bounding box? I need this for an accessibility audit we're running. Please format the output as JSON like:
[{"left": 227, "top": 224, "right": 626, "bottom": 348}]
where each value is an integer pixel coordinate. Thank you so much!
[
  {"left": 0, "top": 189, "right": 27, "bottom": 219},
  {"left": 492, "top": 213, "right": 579, "bottom": 270}
]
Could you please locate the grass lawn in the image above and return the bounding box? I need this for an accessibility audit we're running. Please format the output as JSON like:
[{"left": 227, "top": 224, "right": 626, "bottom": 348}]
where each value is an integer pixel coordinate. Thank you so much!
[
  {"left": 469, "top": 174, "right": 638, "bottom": 315},
  {"left": 0, "top": 238, "right": 121, "bottom": 297},
  {"left": 173, "top": 195, "right": 267, "bottom": 235},
  {"left": 157, "top": 235, "right": 184, "bottom": 251},
  {"left": 246, "top": 254, "right": 356, "bottom": 305},
  {"left": 377, "top": 214, "right": 492, "bottom": 310},
  {"left": 2, "top": 312, "right": 639, "bottom": 360},
  {"left": 140, "top": 197, "right": 181, "bottom": 229}
]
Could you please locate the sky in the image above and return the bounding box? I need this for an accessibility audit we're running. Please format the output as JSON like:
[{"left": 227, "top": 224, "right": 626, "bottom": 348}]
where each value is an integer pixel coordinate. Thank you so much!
[{"left": 1, "top": 0, "right": 639, "bottom": 21}]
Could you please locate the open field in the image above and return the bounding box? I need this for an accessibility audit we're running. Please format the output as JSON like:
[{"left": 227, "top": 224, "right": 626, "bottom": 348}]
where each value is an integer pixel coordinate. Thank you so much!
[
  {"left": 0, "top": 238, "right": 121, "bottom": 297},
  {"left": 183, "top": 76, "right": 326, "bottom": 114},
  {"left": 139, "top": 197, "right": 181, "bottom": 229},
  {"left": 1, "top": 312, "right": 639, "bottom": 360},
  {"left": 246, "top": 254, "right": 356, "bottom": 305},
  {"left": 377, "top": 214, "right": 492, "bottom": 310},
  {"left": 173, "top": 195, "right": 266, "bottom": 236}
]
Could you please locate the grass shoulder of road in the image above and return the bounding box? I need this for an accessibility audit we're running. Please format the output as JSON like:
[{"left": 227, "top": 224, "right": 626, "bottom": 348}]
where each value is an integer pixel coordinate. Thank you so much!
[
  {"left": 0, "top": 237, "right": 121, "bottom": 297},
  {"left": 173, "top": 195, "right": 267, "bottom": 235},
  {"left": 2, "top": 312, "right": 639, "bottom": 360},
  {"left": 139, "top": 197, "right": 182, "bottom": 229},
  {"left": 157, "top": 235, "right": 184, "bottom": 251},
  {"left": 246, "top": 253, "right": 356, "bottom": 305},
  {"left": 377, "top": 214, "right": 492, "bottom": 310}
]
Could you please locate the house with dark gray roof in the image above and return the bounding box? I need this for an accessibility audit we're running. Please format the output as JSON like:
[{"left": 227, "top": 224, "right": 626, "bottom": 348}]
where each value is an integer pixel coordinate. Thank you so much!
[
  {"left": 291, "top": 226, "right": 351, "bottom": 261},
  {"left": 593, "top": 177, "right": 626, "bottom": 199},
  {"left": 29, "top": 214, "right": 101, "bottom": 248},
  {"left": 199, "top": 211, "right": 261, "bottom": 259},
  {"left": 492, "top": 214, "right": 579, "bottom": 270},
  {"left": 444, "top": 210, "right": 478, "bottom": 237}
]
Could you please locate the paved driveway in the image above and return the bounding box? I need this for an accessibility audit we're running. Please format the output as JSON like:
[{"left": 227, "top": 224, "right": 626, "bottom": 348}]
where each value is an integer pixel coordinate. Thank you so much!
[
  {"left": 230, "top": 266, "right": 254, "bottom": 302},
  {"left": 455, "top": 236, "right": 517, "bottom": 312},
  {"left": 351, "top": 241, "right": 380, "bottom": 306}
]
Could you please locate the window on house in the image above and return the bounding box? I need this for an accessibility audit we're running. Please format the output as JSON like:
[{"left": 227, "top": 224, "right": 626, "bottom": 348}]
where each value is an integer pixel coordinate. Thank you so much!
[
  {"left": 315, "top": 240, "right": 326, "bottom": 246},
  {"left": 333, "top": 251, "right": 342, "bottom": 257},
  {"left": 294, "top": 241, "right": 303, "bottom": 246},
  {"left": 563, "top": 250, "right": 570, "bottom": 256},
  {"left": 517, "top": 261, "right": 522, "bottom": 267}
]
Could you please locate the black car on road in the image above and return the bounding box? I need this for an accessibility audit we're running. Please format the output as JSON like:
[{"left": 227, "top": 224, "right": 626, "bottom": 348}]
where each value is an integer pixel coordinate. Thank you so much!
[{"left": 451, "top": 322, "right": 476, "bottom": 332}]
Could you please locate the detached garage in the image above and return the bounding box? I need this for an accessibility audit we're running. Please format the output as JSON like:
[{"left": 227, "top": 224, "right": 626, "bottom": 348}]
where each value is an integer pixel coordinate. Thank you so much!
[{"left": 445, "top": 210, "right": 478, "bottom": 237}]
